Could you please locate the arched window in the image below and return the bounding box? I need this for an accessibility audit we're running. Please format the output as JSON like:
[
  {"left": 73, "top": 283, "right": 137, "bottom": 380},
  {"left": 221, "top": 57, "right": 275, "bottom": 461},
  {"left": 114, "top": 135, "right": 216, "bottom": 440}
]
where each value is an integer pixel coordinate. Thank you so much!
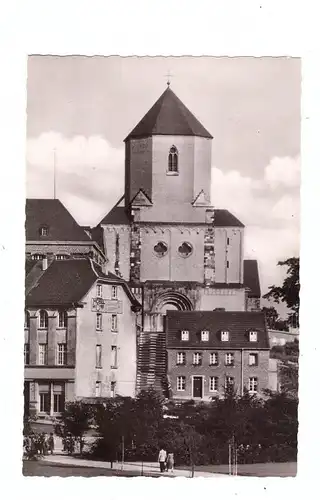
[
  {"left": 24, "top": 310, "right": 30, "bottom": 328},
  {"left": 39, "top": 310, "right": 48, "bottom": 329},
  {"left": 168, "top": 146, "right": 178, "bottom": 173},
  {"left": 58, "top": 310, "right": 68, "bottom": 328}
]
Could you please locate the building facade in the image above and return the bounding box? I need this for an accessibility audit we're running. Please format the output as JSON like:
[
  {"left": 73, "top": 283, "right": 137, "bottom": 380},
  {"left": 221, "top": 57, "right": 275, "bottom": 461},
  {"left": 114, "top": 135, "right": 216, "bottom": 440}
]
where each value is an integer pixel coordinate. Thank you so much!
[
  {"left": 166, "top": 311, "right": 271, "bottom": 401},
  {"left": 24, "top": 256, "right": 140, "bottom": 419},
  {"left": 97, "top": 86, "right": 263, "bottom": 394}
]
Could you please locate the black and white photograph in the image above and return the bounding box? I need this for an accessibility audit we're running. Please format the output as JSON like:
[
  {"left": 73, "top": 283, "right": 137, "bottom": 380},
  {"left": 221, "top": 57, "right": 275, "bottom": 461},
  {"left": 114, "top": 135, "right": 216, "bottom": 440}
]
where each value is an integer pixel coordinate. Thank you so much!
[{"left": 23, "top": 55, "right": 300, "bottom": 478}]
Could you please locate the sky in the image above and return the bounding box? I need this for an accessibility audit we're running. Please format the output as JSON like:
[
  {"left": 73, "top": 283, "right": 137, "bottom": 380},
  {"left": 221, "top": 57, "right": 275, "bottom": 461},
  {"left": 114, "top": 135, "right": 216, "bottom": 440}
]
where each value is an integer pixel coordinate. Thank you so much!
[{"left": 26, "top": 56, "right": 300, "bottom": 308}]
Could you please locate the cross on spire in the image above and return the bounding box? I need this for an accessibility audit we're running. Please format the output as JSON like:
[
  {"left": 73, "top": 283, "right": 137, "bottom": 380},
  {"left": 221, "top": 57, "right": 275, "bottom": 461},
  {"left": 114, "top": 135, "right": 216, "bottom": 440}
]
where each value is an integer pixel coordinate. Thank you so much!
[{"left": 165, "top": 70, "right": 173, "bottom": 87}]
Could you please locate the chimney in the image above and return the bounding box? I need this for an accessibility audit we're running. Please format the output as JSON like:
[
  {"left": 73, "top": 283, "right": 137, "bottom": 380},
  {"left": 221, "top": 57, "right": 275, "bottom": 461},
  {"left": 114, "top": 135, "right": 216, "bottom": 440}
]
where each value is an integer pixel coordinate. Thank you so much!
[{"left": 42, "top": 256, "right": 48, "bottom": 271}]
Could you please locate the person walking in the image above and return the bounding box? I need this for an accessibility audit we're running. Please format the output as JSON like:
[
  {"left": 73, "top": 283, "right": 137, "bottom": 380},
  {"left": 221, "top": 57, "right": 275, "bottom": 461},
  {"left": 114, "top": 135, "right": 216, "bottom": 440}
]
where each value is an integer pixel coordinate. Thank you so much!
[
  {"left": 47, "top": 433, "right": 55, "bottom": 455},
  {"left": 166, "top": 452, "right": 174, "bottom": 473},
  {"left": 158, "top": 447, "right": 167, "bottom": 473}
]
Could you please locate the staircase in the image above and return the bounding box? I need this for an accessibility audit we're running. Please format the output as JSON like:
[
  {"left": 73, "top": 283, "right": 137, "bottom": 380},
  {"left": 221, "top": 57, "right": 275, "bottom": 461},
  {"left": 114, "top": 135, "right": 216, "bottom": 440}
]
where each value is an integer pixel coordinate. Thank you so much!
[{"left": 136, "top": 331, "right": 168, "bottom": 396}]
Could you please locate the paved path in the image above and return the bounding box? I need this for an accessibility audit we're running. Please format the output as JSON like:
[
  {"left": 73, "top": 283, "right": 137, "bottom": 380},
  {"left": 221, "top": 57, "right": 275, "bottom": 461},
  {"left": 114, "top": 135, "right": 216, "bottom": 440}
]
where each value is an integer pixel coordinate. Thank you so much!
[{"left": 41, "top": 454, "right": 227, "bottom": 478}]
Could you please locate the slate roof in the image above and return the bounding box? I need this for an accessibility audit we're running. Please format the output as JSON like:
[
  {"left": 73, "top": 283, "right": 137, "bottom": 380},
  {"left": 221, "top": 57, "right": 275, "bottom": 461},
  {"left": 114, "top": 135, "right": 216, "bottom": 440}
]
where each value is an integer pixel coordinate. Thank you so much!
[
  {"left": 99, "top": 205, "right": 132, "bottom": 225},
  {"left": 125, "top": 87, "right": 213, "bottom": 141},
  {"left": 166, "top": 311, "right": 269, "bottom": 349},
  {"left": 26, "top": 199, "right": 91, "bottom": 242},
  {"left": 99, "top": 205, "right": 244, "bottom": 227},
  {"left": 25, "top": 258, "right": 140, "bottom": 308},
  {"left": 243, "top": 260, "right": 261, "bottom": 297},
  {"left": 214, "top": 209, "right": 244, "bottom": 228}
]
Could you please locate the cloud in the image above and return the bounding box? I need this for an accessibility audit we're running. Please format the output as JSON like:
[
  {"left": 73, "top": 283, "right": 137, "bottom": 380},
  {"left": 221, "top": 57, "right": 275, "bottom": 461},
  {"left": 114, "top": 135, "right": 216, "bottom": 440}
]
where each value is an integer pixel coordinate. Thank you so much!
[
  {"left": 264, "top": 155, "right": 300, "bottom": 189},
  {"left": 27, "top": 134, "right": 300, "bottom": 296},
  {"left": 26, "top": 132, "right": 125, "bottom": 225},
  {"left": 211, "top": 156, "right": 300, "bottom": 293}
]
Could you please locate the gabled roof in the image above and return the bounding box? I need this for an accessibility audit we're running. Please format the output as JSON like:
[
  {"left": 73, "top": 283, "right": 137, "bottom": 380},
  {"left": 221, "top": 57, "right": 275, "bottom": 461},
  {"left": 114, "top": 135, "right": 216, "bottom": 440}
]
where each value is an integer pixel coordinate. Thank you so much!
[
  {"left": 214, "top": 209, "right": 244, "bottom": 228},
  {"left": 26, "top": 199, "right": 91, "bottom": 242},
  {"left": 25, "top": 258, "right": 140, "bottom": 308},
  {"left": 99, "top": 197, "right": 132, "bottom": 225},
  {"left": 243, "top": 260, "right": 261, "bottom": 298},
  {"left": 166, "top": 311, "right": 269, "bottom": 349},
  {"left": 125, "top": 87, "right": 213, "bottom": 141}
]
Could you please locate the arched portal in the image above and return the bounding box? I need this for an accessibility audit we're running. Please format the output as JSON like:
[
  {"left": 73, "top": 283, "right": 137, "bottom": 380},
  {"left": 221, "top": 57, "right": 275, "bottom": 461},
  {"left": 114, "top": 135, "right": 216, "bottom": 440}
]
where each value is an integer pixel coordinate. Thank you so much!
[{"left": 155, "top": 291, "right": 193, "bottom": 312}]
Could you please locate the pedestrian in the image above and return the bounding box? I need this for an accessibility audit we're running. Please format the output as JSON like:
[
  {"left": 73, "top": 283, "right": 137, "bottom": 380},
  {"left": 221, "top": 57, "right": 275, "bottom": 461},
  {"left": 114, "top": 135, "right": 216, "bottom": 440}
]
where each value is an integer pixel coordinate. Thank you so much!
[
  {"left": 47, "top": 433, "right": 55, "bottom": 455},
  {"left": 166, "top": 452, "right": 174, "bottom": 473},
  {"left": 158, "top": 447, "right": 167, "bottom": 473}
]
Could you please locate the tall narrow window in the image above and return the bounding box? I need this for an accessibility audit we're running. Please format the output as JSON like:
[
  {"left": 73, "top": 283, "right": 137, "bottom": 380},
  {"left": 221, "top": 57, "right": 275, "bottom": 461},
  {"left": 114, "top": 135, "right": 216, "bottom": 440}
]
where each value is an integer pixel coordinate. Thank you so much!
[
  {"left": 209, "top": 352, "right": 219, "bottom": 366},
  {"left": 39, "top": 344, "right": 48, "bottom": 365},
  {"left": 193, "top": 352, "right": 202, "bottom": 366},
  {"left": 95, "top": 381, "right": 102, "bottom": 397},
  {"left": 209, "top": 376, "right": 219, "bottom": 392},
  {"left": 111, "top": 314, "right": 118, "bottom": 332},
  {"left": 96, "top": 344, "right": 102, "bottom": 368},
  {"left": 176, "top": 352, "right": 186, "bottom": 365},
  {"left": 111, "top": 346, "right": 117, "bottom": 368},
  {"left": 58, "top": 310, "right": 68, "bottom": 328},
  {"left": 111, "top": 381, "right": 116, "bottom": 398},
  {"left": 249, "top": 377, "right": 258, "bottom": 393},
  {"left": 39, "top": 310, "right": 48, "bottom": 329},
  {"left": 97, "top": 284, "right": 102, "bottom": 298},
  {"left": 24, "top": 311, "right": 30, "bottom": 329},
  {"left": 225, "top": 376, "right": 234, "bottom": 390},
  {"left": 56, "top": 344, "right": 67, "bottom": 365},
  {"left": 39, "top": 383, "right": 50, "bottom": 413},
  {"left": 168, "top": 146, "right": 179, "bottom": 173},
  {"left": 53, "top": 383, "right": 65, "bottom": 413},
  {"left": 96, "top": 313, "right": 102, "bottom": 331},
  {"left": 177, "top": 376, "right": 186, "bottom": 391},
  {"left": 24, "top": 343, "right": 30, "bottom": 365},
  {"left": 225, "top": 353, "right": 235, "bottom": 366},
  {"left": 111, "top": 286, "right": 118, "bottom": 300}
]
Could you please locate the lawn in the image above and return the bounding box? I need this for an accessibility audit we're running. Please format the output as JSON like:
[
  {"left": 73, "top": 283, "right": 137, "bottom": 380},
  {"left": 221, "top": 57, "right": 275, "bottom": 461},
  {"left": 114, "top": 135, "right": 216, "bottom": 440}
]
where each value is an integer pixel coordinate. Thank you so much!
[
  {"left": 182, "top": 462, "right": 297, "bottom": 477},
  {"left": 22, "top": 460, "right": 169, "bottom": 478}
]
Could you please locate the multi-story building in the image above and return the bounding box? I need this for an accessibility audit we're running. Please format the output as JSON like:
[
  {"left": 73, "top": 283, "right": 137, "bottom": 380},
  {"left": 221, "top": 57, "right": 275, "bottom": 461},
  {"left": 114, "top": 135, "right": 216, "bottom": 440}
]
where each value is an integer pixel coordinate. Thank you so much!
[
  {"left": 24, "top": 254, "right": 141, "bottom": 419},
  {"left": 166, "top": 310, "right": 271, "bottom": 400},
  {"left": 96, "top": 85, "right": 264, "bottom": 394},
  {"left": 26, "top": 198, "right": 106, "bottom": 267}
]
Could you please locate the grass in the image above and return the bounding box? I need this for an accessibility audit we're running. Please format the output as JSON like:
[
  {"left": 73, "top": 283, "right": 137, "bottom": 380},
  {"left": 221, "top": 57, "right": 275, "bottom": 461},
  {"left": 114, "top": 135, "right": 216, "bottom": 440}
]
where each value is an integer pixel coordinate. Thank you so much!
[{"left": 178, "top": 462, "right": 297, "bottom": 477}]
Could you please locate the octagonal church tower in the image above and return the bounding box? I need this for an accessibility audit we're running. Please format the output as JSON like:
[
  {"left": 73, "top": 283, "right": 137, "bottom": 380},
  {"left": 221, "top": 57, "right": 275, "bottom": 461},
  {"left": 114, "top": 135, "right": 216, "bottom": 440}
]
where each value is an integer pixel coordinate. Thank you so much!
[{"left": 98, "top": 86, "right": 260, "bottom": 394}]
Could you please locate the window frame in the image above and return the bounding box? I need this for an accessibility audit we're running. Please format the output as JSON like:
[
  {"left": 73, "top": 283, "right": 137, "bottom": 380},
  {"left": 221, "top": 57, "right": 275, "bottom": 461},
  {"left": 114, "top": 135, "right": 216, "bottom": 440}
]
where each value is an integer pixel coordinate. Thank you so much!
[
  {"left": 58, "top": 310, "right": 68, "bottom": 329},
  {"left": 209, "top": 376, "right": 219, "bottom": 392},
  {"left": 96, "top": 344, "right": 102, "bottom": 369},
  {"left": 111, "top": 345, "right": 118, "bottom": 368},
  {"left": 249, "top": 330, "right": 258, "bottom": 342},
  {"left": 96, "top": 313, "right": 102, "bottom": 331},
  {"left": 201, "top": 330, "right": 209, "bottom": 342},
  {"left": 248, "top": 376, "right": 258, "bottom": 393},
  {"left": 193, "top": 352, "right": 202, "bottom": 366},
  {"left": 167, "top": 145, "right": 179, "bottom": 174},
  {"left": 181, "top": 330, "right": 189, "bottom": 341},
  {"left": 209, "top": 352, "right": 219, "bottom": 366},
  {"left": 39, "top": 310, "right": 48, "bottom": 329},
  {"left": 176, "top": 352, "right": 186, "bottom": 365},
  {"left": 95, "top": 381, "right": 102, "bottom": 397},
  {"left": 248, "top": 353, "right": 258, "bottom": 366},
  {"left": 24, "top": 310, "right": 30, "bottom": 329},
  {"left": 110, "top": 381, "right": 116, "bottom": 398},
  {"left": 111, "top": 286, "right": 118, "bottom": 300},
  {"left": 225, "top": 375, "right": 235, "bottom": 389},
  {"left": 225, "top": 352, "right": 235, "bottom": 366},
  {"left": 38, "top": 343, "right": 48, "bottom": 365},
  {"left": 177, "top": 376, "right": 186, "bottom": 392},
  {"left": 24, "top": 343, "right": 30, "bottom": 365},
  {"left": 111, "top": 314, "right": 118, "bottom": 332},
  {"left": 221, "top": 330, "right": 230, "bottom": 342},
  {"left": 97, "top": 284, "right": 103, "bottom": 298},
  {"left": 40, "top": 226, "right": 49, "bottom": 237},
  {"left": 56, "top": 343, "right": 67, "bottom": 366}
]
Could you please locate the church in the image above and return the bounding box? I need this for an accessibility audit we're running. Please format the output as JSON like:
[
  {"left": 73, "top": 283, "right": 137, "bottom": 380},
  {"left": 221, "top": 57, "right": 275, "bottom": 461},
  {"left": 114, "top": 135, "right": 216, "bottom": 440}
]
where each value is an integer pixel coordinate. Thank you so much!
[{"left": 96, "top": 85, "right": 264, "bottom": 396}]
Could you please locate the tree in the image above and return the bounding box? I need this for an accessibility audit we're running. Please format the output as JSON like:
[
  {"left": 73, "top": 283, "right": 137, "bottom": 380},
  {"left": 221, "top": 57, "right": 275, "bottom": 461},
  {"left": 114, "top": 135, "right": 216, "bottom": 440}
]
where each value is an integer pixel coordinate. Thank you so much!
[
  {"left": 59, "top": 401, "right": 93, "bottom": 454},
  {"left": 262, "top": 306, "right": 289, "bottom": 331},
  {"left": 263, "top": 257, "right": 300, "bottom": 326}
]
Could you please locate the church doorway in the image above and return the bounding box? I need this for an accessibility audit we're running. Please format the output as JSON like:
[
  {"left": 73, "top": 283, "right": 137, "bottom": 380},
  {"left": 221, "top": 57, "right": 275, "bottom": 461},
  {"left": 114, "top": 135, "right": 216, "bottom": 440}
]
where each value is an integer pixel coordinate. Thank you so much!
[{"left": 154, "top": 291, "right": 193, "bottom": 332}]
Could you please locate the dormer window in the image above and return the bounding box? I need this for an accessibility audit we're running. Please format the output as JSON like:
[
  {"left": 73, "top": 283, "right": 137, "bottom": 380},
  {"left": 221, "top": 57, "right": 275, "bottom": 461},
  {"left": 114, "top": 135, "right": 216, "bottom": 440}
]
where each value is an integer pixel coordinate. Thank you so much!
[
  {"left": 40, "top": 226, "right": 49, "bottom": 237},
  {"left": 168, "top": 146, "right": 179, "bottom": 173},
  {"left": 31, "top": 253, "right": 45, "bottom": 261},
  {"left": 221, "top": 330, "right": 229, "bottom": 342},
  {"left": 181, "top": 330, "right": 189, "bottom": 341},
  {"left": 201, "top": 330, "right": 209, "bottom": 342},
  {"left": 249, "top": 330, "right": 258, "bottom": 342}
]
